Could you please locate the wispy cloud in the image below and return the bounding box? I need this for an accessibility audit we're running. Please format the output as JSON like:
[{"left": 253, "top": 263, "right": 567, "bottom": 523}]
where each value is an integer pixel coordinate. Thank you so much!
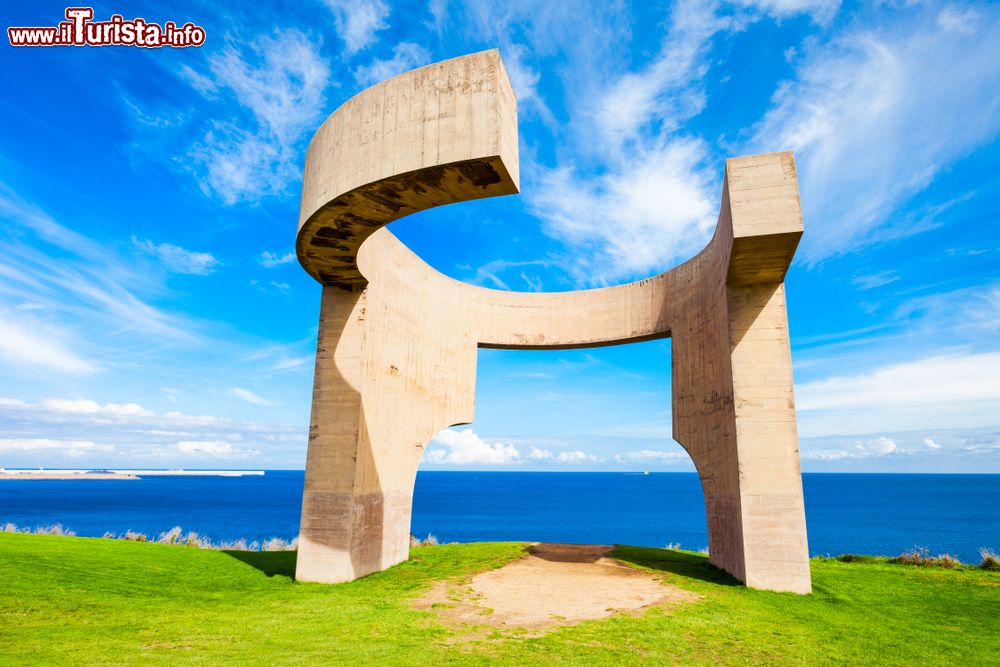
[
  {"left": 0, "top": 188, "right": 195, "bottom": 354},
  {"left": 176, "top": 440, "right": 260, "bottom": 459},
  {"left": 799, "top": 351, "right": 1000, "bottom": 411},
  {"left": 322, "top": 0, "right": 390, "bottom": 54},
  {"left": 525, "top": 1, "right": 728, "bottom": 285},
  {"left": 259, "top": 251, "right": 296, "bottom": 268},
  {"left": 796, "top": 350, "right": 1000, "bottom": 435},
  {"left": 798, "top": 426, "right": 1000, "bottom": 471},
  {"left": 424, "top": 428, "right": 520, "bottom": 465},
  {"left": 801, "top": 435, "right": 897, "bottom": 461},
  {"left": 182, "top": 30, "right": 331, "bottom": 204},
  {"left": 531, "top": 138, "right": 716, "bottom": 285},
  {"left": 894, "top": 281, "right": 1000, "bottom": 338},
  {"left": 734, "top": 0, "right": 841, "bottom": 25},
  {"left": 0, "top": 438, "right": 112, "bottom": 457},
  {"left": 249, "top": 280, "right": 292, "bottom": 296},
  {"left": 752, "top": 5, "right": 1000, "bottom": 260},
  {"left": 231, "top": 387, "right": 276, "bottom": 407},
  {"left": 527, "top": 446, "right": 600, "bottom": 463},
  {"left": 423, "top": 428, "right": 607, "bottom": 466},
  {"left": 594, "top": 1, "right": 727, "bottom": 149},
  {"left": 466, "top": 259, "right": 551, "bottom": 291},
  {"left": 353, "top": 42, "right": 429, "bottom": 85},
  {"left": 0, "top": 396, "right": 302, "bottom": 467},
  {"left": 614, "top": 449, "right": 689, "bottom": 464},
  {"left": 852, "top": 271, "right": 899, "bottom": 290},
  {"left": 40, "top": 398, "right": 153, "bottom": 417},
  {"left": 133, "top": 237, "right": 220, "bottom": 275},
  {"left": 0, "top": 314, "right": 95, "bottom": 374}
]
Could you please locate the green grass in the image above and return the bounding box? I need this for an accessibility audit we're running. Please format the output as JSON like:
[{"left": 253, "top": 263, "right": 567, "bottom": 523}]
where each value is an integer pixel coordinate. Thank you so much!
[{"left": 1, "top": 533, "right": 997, "bottom": 665}]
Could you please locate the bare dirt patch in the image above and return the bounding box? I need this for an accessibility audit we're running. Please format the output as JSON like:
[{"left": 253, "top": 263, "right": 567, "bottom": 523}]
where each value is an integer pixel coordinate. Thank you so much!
[{"left": 415, "top": 543, "right": 698, "bottom": 632}]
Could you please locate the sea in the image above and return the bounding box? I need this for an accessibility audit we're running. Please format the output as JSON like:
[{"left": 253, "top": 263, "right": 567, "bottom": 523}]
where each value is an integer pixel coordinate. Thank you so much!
[{"left": 1, "top": 472, "right": 997, "bottom": 563}]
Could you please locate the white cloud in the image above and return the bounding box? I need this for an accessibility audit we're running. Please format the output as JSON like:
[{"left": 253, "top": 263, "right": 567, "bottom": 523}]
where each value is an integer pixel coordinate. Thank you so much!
[
  {"left": 615, "top": 449, "right": 690, "bottom": 463},
  {"left": 526, "top": 446, "right": 599, "bottom": 463},
  {"left": 594, "top": 1, "right": 726, "bottom": 149},
  {"left": 527, "top": 446, "right": 551, "bottom": 460},
  {"left": 428, "top": 0, "right": 448, "bottom": 33},
  {"left": 799, "top": 426, "right": 1000, "bottom": 470},
  {"left": 531, "top": 138, "right": 715, "bottom": 285},
  {"left": 424, "top": 428, "right": 521, "bottom": 465},
  {"left": 0, "top": 190, "right": 194, "bottom": 343},
  {"left": 176, "top": 440, "right": 260, "bottom": 459},
  {"left": 0, "top": 396, "right": 302, "bottom": 467},
  {"left": 185, "top": 30, "right": 331, "bottom": 204},
  {"left": 249, "top": 280, "right": 292, "bottom": 296},
  {"left": 752, "top": 8, "right": 1000, "bottom": 260},
  {"left": 501, "top": 42, "right": 555, "bottom": 124},
  {"left": 798, "top": 351, "right": 1000, "bottom": 412},
  {"left": 801, "top": 436, "right": 897, "bottom": 461},
  {"left": 865, "top": 436, "right": 897, "bottom": 455},
  {"left": 40, "top": 399, "right": 153, "bottom": 418},
  {"left": 0, "top": 438, "right": 112, "bottom": 457},
  {"left": 354, "top": 42, "right": 430, "bottom": 86},
  {"left": 133, "top": 237, "right": 220, "bottom": 275},
  {"left": 231, "top": 388, "right": 275, "bottom": 407},
  {"left": 259, "top": 251, "right": 296, "bottom": 268},
  {"left": 0, "top": 315, "right": 95, "bottom": 374},
  {"left": 526, "top": 1, "right": 727, "bottom": 285},
  {"left": 323, "top": 0, "right": 389, "bottom": 54},
  {"left": 936, "top": 5, "right": 978, "bottom": 34},
  {"left": 555, "top": 450, "right": 599, "bottom": 463},
  {"left": 467, "top": 259, "right": 552, "bottom": 290},
  {"left": 208, "top": 32, "right": 331, "bottom": 144},
  {"left": 733, "top": 0, "right": 840, "bottom": 25},
  {"left": 457, "top": 1, "right": 564, "bottom": 123},
  {"left": 796, "top": 349, "right": 1000, "bottom": 436},
  {"left": 519, "top": 272, "right": 544, "bottom": 292},
  {"left": 852, "top": 271, "right": 899, "bottom": 290},
  {"left": 0, "top": 398, "right": 29, "bottom": 408},
  {"left": 895, "top": 281, "right": 1000, "bottom": 338}
]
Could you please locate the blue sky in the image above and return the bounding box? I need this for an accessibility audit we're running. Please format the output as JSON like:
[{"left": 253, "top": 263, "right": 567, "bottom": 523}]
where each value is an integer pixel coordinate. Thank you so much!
[{"left": 0, "top": 0, "right": 998, "bottom": 472}]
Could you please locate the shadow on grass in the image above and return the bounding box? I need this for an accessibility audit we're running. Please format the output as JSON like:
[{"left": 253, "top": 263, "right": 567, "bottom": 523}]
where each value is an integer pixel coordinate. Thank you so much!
[
  {"left": 611, "top": 545, "right": 742, "bottom": 587},
  {"left": 224, "top": 550, "right": 297, "bottom": 580}
]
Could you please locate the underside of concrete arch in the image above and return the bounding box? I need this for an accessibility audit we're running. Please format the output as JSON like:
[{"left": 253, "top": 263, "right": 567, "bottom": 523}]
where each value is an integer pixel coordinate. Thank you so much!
[{"left": 293, "top": 49, "right": 811, "bottom": 594}]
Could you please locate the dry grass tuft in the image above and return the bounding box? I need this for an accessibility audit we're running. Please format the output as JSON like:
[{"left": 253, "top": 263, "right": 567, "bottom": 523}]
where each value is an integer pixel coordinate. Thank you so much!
[
  {"left": 411, "top": 533, "right": 439, "bottom": 547},
  {"left": 891, "top": 547, "right": 962, "bottom": 568},
  {"left": 0, "top": 523, "right": 297, "bottom": 551},
  {"left": 979, "top": 548, "right": 1000, "bottom": 571}
]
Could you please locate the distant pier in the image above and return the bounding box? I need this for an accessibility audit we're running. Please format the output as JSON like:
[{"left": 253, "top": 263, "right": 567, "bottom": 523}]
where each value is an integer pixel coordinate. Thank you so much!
[{"left": 0, "top": 469, "right": 265, "bottom": 480}]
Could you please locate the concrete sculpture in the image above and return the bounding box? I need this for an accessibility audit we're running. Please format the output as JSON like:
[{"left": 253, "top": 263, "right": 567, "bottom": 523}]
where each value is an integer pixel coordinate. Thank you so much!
[{"left": 294, "top": 50, "right": 811, "bottom": 594}]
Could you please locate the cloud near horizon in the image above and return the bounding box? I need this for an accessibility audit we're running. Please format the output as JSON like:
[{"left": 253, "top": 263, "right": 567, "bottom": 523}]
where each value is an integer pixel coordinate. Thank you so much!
[
  {"left": 423, "top": 428, "right": 602, "bottom": 466},
  {"left": 0, "top": 396, "right": 302, "bottom": 468}
]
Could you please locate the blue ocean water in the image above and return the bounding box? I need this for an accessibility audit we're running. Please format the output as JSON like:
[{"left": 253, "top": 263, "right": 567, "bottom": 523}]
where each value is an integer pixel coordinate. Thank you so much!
[{"left": 1, "top": 472, "right": 997, "bottom": 563}]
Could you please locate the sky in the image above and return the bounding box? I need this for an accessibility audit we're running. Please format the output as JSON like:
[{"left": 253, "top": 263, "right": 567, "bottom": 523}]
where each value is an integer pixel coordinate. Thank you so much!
[{"left": 0, "top": 0, "right": 998, "bottom": 472}]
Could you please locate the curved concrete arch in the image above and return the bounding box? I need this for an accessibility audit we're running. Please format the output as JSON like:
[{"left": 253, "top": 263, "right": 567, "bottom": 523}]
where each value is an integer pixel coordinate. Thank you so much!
[{"left": 295, "top": 50, "right": 811, "bottom": 594}]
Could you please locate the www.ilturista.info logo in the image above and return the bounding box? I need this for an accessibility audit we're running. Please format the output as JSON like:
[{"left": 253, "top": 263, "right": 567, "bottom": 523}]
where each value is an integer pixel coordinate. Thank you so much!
[{"left": 8, "top": 7, "right": 206, "bottom": 48}]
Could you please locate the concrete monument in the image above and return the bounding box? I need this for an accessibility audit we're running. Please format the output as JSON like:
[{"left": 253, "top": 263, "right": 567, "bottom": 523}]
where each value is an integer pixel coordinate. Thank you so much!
[{"left": 294, "top": 50, "right": 811, "bottom": 594}]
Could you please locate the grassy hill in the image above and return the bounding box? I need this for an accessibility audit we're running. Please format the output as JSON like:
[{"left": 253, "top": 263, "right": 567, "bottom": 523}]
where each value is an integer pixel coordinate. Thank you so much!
[{"left": 1, "top": 532, "right": 997, "bottom": 665}]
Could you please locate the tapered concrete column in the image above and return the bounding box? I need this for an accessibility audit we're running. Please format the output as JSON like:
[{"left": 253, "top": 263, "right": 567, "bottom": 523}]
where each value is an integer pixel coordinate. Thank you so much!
[
  {"left": 296, "top": 286, "right": 369, "bottom": 583},
  {"left": 727, "top": 282, "right": 810, "bottom": 593}
]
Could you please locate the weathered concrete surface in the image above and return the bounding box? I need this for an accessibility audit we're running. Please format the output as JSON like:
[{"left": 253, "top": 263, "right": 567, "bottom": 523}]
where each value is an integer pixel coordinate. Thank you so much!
[{"left": 294, "top": 50, "right": 811, "bottom": 594}]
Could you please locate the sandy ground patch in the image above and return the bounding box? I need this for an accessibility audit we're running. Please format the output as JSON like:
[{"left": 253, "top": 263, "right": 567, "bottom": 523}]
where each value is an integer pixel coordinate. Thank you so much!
[{"left": 415, "top": 543, "right": 699, "bottom": 631}]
